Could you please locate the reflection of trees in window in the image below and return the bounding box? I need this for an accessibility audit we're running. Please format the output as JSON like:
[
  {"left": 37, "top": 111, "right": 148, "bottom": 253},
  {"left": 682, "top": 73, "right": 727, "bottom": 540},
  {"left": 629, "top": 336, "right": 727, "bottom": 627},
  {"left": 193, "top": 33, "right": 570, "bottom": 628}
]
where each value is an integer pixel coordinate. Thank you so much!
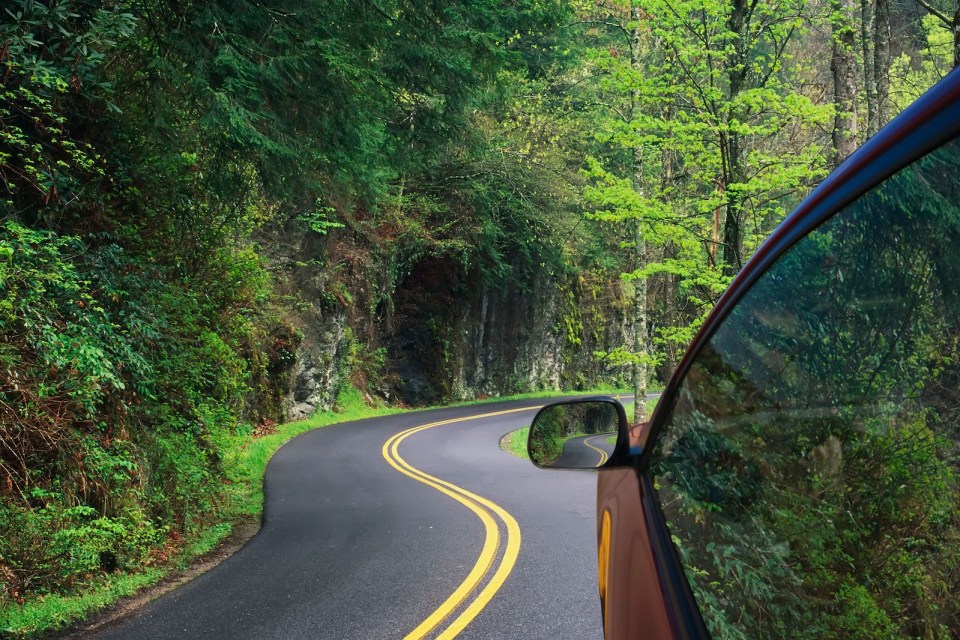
[{"left": 652, "top": 139, "right": 960, "bottom": 638}]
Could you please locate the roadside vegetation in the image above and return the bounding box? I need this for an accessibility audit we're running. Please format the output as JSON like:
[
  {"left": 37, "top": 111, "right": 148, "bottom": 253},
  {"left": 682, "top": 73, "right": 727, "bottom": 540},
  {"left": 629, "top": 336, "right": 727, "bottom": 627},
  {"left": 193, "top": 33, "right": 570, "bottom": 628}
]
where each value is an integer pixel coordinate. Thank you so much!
[
  {"left": 1, "top": 0, "right": 955, "bottom": 636},
  {"left": 501, "top": 428, "right": 531, "bottom": 460}
]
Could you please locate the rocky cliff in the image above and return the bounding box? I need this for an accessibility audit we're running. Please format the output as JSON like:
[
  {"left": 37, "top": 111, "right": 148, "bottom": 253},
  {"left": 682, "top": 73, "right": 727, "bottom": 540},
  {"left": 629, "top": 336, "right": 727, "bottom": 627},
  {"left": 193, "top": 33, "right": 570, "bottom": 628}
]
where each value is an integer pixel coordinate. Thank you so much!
[{"left": 280, "top": 239, "right": 631, "bottom": 416}]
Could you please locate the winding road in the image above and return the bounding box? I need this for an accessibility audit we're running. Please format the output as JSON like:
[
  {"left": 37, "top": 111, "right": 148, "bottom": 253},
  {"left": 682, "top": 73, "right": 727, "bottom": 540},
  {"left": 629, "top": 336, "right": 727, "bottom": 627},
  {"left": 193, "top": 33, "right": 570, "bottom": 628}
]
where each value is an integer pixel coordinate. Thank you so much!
[
  {"left": 552, "top": 434, "right": 617, "bottom": 468},
  {"left": 93, "top": 398, "right": 608, "bottom": 639}
]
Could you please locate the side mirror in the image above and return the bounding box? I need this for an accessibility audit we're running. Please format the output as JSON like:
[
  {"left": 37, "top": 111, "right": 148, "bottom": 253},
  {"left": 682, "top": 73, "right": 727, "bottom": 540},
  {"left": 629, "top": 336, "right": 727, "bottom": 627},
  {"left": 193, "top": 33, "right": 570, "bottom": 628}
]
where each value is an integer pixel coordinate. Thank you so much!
[{"left": 527, "top": 398, "right": 629, "bottom": 469}]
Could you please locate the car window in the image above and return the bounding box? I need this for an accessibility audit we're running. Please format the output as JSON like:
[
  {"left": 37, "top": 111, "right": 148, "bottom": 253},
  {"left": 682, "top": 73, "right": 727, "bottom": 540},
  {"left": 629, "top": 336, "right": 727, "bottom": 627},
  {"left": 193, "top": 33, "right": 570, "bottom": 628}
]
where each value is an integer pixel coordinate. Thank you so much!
[{"left": 649, "top": 136, "right": 960, "bottom": 639}]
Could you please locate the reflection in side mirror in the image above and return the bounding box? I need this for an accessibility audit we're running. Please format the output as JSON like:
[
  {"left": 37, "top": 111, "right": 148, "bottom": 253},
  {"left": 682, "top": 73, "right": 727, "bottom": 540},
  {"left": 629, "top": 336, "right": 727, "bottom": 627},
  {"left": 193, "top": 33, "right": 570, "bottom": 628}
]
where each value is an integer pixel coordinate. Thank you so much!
[{"left": 528, "top": 399, "right": 627, "bottom": 469}]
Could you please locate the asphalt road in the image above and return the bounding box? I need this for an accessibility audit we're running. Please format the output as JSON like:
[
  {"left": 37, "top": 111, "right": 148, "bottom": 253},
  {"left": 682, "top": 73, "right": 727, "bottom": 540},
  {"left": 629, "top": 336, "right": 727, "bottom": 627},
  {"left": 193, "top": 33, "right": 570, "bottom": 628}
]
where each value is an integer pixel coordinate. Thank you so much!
[
  {"left": 552, "top": 434, "right": 617, "bottom": 468},
  {"left": 93, "top": 397, "right": 607, "bottom": 639}
]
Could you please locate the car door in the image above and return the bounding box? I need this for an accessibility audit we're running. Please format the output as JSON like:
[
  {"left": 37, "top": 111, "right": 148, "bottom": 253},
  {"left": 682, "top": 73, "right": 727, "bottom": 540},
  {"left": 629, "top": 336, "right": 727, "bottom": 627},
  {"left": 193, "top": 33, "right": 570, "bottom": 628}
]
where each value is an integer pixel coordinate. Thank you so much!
[{"left": 598, "top": 67, "right": 960, "bottom": 639}]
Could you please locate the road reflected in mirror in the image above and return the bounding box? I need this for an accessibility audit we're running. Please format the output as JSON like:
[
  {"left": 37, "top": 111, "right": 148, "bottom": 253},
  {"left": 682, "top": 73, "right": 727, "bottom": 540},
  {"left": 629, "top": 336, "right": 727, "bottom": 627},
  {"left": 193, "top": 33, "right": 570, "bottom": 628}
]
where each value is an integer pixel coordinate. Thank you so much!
[{"left": 528, "top": 400, "right": 621, "bottom": 469}]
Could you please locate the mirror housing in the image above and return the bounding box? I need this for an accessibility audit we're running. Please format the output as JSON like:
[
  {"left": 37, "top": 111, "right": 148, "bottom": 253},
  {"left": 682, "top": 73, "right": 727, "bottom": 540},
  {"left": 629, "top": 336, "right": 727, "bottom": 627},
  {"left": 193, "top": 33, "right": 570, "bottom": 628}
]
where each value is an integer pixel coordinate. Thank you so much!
[{"left": 527, "top": 398, "right": 630, "bottom": 469}]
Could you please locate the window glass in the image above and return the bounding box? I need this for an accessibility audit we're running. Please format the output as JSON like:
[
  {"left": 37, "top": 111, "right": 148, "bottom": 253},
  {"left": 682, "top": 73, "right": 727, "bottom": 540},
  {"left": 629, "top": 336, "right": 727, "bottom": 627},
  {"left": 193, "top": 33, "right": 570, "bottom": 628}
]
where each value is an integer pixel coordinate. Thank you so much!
[{"left": 651, "top": 137, "right": 960, "bottom": 639}]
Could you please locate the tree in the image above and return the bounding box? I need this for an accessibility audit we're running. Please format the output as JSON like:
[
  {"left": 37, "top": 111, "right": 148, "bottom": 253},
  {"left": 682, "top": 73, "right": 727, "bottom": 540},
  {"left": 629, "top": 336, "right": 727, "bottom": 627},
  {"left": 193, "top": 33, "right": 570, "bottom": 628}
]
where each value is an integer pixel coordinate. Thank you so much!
[
  {"left": 874, "top": 0, "right": 893, "bottom": 126},
  {"left": 832, "top": 0, "right": 859, "bottom": 165},
  {"left": 577, "top": 0, "right": 830, "bottom": 405},
  {"left": 909, "top": 0, "right": 960, "bottom": 67}
]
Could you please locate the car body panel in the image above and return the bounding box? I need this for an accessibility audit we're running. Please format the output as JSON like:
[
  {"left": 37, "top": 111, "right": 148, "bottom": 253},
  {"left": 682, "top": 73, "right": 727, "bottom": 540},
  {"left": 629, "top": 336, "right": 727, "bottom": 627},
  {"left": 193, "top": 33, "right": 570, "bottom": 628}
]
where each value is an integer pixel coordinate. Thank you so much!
[{"left": 596, "top": 467, "right": 673, "bottom": 639}]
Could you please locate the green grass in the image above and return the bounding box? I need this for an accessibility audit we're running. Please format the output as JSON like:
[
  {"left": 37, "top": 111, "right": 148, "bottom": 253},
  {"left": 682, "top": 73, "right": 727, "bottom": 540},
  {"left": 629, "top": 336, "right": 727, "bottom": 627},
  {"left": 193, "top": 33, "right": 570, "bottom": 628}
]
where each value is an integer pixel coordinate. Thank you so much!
[
  {"left": 182, "top": 522, "right": 234, "bottom": 563},
  {"left": 644, "top": 396, "right": 659, "bottom": 419},
  {"left": 500, "top": 426, "right": 530, "bottom": 458},
  {"left": 1, "top": 570, "right": 165, "bottom": 638}
]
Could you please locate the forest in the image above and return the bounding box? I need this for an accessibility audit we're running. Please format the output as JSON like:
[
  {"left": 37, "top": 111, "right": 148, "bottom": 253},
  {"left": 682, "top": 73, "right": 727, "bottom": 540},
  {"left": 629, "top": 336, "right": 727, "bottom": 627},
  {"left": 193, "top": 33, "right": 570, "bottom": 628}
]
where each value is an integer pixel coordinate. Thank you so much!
[{"left": 0, "top": 0, "right": 956, "bottom": 634}]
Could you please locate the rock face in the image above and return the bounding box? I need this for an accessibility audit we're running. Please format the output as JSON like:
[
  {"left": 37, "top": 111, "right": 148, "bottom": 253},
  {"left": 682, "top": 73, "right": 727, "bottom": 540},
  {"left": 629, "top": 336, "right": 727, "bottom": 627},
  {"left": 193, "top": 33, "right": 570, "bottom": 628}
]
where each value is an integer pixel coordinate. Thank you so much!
[
  {"left": 287, "top": 310, "right": 346, "bottom": 420},
  {"left": 448, "top": 274, "right": 630, "bottom": 401},
  {"left": 451, "top": 279, "right": 564, "bottom": 399},
  {"left": 283, "top": 250, "right": 630, "bottom": 414}
]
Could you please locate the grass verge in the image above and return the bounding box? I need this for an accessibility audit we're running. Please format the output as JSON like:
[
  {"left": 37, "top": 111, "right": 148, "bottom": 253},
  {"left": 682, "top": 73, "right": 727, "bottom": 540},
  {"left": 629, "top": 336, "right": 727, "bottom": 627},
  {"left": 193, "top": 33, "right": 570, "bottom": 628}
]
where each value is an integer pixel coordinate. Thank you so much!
[
  {"left": 1, "top": 570, "right": 166, "bottom": 638},
  {"left": 500, "top": 426, "right": 530, "bottom": 459}
]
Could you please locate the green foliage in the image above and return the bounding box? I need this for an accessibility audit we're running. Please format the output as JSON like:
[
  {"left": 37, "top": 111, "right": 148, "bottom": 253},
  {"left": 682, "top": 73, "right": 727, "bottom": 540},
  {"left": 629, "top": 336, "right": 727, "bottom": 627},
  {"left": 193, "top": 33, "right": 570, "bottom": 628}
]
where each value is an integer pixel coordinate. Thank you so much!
[
  {"left": 0, "top": 223, "right": 145, "bottom": 509},
  {"left": 297, "top": 202, "right": 345, "bottom": 236},
  {"left": 528, "top": 407, "right": 568, "bottom": 463},
  {"left": 573, "top": 0, "right": 831, "bottom": 380},
  {"left": 0, "top": 0, "right": 134, "bottom": 212},
  {"left": 342, "top": 327, "right": 387, "bottom": 392},
  {"left": 890, "top": 14, "right": 957, "bottom": 112},
  {"left": 0, "top": 491, "right": 162, "bottom": 605}
]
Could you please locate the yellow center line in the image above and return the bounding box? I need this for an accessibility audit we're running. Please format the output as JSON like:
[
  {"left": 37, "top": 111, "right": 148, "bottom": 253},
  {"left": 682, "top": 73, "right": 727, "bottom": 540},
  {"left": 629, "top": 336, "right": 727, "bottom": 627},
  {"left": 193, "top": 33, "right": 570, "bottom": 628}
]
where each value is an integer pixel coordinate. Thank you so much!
[
  {"left": 382, "top": 406, "right": 540, "bottom": 640},
  {"left": 436, "top": 492, "right": 521, "bottom": 640},
  {"left": 583, "top": 436, "right": 609, "bottom": 466},
  {"left": 383, "top": 433, "right": 499, "bottom": 639}
]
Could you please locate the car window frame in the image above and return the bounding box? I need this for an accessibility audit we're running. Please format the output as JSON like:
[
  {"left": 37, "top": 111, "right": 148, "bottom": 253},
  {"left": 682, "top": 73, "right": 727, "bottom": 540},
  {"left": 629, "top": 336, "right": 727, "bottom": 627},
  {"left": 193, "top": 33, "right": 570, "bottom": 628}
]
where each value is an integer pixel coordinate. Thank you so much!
[{"left": 633, "top": 66, "right": 960, "bottom": 639}]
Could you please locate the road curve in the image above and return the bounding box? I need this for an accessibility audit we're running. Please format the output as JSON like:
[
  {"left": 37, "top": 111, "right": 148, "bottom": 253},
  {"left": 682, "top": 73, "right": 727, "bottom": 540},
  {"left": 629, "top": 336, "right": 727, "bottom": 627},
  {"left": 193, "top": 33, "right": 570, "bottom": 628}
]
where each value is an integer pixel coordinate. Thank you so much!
[
  {"left": 92, "top": 398, "right": 605, "bottom": 639},
  {"left": 552, "top": 434, "right": 616, "bottom": 468}
]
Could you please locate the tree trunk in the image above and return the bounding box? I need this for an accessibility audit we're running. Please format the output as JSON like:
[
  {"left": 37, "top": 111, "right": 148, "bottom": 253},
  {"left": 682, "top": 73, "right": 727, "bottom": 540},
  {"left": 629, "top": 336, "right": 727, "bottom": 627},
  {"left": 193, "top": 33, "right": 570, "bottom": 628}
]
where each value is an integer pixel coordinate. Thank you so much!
[
  {"left": 832, "top": 0, "right": 859, "bottom": 166},
  {"left": 661, "top": 261, "right": 677, "bottom": 384},
  {"left": 720, "top": 134, "right": 745, "bottom": 273},
  {"left": 709, "top": 179, "right": 723, "bottom": 267},
  {"left": 874, "top": 0, "right": 891, "bottom": 127},
  {"left": 660, "top": 110, "right": 677, "bottom": 385},
  {"left": 721, "top": 0, "right": 749, "bottom": 274},
  {"left": 954, "top": 4, "right": 959, "bottom": 68},
  {"left": 722, "top": 191, "right": 744, "bottom": 273},
  {"left": 630, "top": 7, "right": 648, "bottom": 424},
  {"left": 862, "top": 0, "right": 878, "bottom": 136}
]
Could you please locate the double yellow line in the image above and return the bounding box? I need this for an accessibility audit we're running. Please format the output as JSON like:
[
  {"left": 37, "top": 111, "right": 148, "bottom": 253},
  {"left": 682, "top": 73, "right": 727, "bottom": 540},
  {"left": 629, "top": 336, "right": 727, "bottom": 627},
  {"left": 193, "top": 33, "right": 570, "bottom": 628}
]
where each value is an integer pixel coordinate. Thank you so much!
[
  {"left": 381, "top": 407, "right": 538, "bottom": 640},
  {"left": 583, "top": 435, "right": 610, "bottom": 466}
]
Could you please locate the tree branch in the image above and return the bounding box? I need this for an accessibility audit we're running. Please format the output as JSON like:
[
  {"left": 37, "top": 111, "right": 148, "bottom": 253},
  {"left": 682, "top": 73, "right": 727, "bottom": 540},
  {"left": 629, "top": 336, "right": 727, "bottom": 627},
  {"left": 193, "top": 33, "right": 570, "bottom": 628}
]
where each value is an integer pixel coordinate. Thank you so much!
[{"left": 910, "top": 0, "right": 952, "bottom": 25}]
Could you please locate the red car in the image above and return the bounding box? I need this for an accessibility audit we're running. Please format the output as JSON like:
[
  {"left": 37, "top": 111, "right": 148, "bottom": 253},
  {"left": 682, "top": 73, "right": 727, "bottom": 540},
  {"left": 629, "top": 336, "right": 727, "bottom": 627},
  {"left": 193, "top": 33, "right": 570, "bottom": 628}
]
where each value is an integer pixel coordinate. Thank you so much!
[{"left": 529, "top": 67, "right": 960, "bottom": 639}]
